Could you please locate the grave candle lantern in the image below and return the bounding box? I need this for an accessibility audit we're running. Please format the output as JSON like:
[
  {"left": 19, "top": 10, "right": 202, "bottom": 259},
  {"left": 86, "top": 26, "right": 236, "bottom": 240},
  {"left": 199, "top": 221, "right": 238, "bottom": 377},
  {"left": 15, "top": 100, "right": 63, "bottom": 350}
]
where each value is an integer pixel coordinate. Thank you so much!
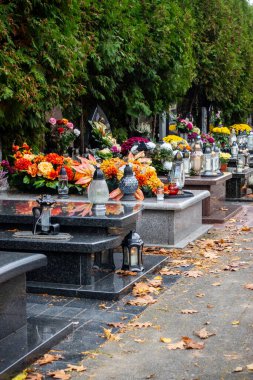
[
  {"left": 121, "top": 231, "right": 144, "bottom": 272},
  {"left": 88, "top": 166, "right": 109, "bottom": 214}
]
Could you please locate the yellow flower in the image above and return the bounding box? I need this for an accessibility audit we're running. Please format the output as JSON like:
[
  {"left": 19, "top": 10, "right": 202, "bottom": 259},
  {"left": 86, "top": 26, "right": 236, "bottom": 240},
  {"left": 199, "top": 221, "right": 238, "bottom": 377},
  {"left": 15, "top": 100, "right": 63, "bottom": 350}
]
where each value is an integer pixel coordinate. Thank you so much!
[
  {"left": 37, "top": 161, "right": 54, "bottom": 177},
  {"left": 169, "top": 124, "right": 177, "bottom": 131},
  {"left": 163, "top": 134, "right": 184, "bottom": 143},
  {"left": 213, "top": 126, "right": 230, "bottom": 135},
  {"left": 23, "top": 154, "right": 35, "bottom": 161},
  {"left": 229, "top": 124, "right": 252, "bottom": 134}
]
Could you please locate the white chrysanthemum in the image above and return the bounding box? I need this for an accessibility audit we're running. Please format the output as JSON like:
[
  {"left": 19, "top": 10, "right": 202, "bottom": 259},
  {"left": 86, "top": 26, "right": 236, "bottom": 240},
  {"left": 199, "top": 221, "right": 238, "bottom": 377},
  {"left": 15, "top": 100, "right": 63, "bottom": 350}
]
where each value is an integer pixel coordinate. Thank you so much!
[
  {"left": 163, "top": 161, "right": 173, "bottom": 170},
  {"left": 160, "top": 142, "right": 172, "bottom": 151},
  {"left": 146, "top": 141, "right": 156, "bottom": 150},
  {"left": 73, "top": 128, "right": 80, "bottom": 136}
]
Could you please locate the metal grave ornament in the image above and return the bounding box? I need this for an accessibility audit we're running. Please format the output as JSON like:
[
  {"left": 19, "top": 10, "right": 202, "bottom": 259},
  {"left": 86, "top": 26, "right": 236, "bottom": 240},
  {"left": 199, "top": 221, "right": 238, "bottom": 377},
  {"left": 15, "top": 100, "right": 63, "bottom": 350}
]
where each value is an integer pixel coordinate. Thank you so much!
[
  {"left": 32, "top": 194, "right": 60, "bottom": 235},
  {"left": 119, "top": 164, "right": 139, "bottom": 201}
]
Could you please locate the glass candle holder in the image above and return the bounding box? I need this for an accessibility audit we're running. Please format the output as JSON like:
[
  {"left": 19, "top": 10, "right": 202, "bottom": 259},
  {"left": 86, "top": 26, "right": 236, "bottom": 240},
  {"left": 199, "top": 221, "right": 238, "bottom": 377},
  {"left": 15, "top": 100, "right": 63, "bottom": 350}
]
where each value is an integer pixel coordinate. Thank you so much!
[{"left": 156, "top": 186, "right": 164, "bottom": 201}]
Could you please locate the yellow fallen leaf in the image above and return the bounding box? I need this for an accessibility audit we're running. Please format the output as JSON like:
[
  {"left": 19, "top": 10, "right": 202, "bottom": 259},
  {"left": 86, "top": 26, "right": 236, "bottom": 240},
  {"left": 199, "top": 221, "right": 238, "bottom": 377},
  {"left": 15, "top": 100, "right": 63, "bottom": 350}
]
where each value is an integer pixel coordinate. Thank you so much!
[
  {"left": 153, "top": 275, "right": 162, "bottom": 280},
  {"left": 212, "top": 282, "right": 221, "bottom": 286},
  {"left": 247, "top": 363, "right": 253, "bottom": 371},
  {"left": 102, "top": 328, "right": 121, "bottom": 341},
  {"left": 231, "top": 320, "right": 240, "bottom": 325},
  {"left": 160, "top": 337, "right": 172, "bottom": 343},
  {"left": 134, "top": 338, "right": 145, "bottom": 343},
  {"left": 36, "top": 353, "right": 63, "bottom": 365},
  {"left": 12, "top": 371, "right": 28, "bottom": 380},
  {"left": 181, "top": 309, "right": 198, "bottom": 314},
  {"left": 167, "top": 341, "right": 185, "bottom": 350},
  {"left": 233, "top": 367, "right": 243, "bottom": 372},
  {"left": 66, "top": 364, "right": 87, "bottom": 372},
  {"left": 241, "top": 226, "right": 251, "bottom": 232}
]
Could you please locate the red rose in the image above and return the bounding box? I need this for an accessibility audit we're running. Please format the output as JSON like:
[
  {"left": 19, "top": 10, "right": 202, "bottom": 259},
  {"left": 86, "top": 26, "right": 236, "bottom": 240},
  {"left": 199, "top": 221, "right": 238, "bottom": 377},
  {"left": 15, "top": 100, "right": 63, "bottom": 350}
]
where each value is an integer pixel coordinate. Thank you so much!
[{"left": 57, "top": 127, "right": 65, "bottom": 134}]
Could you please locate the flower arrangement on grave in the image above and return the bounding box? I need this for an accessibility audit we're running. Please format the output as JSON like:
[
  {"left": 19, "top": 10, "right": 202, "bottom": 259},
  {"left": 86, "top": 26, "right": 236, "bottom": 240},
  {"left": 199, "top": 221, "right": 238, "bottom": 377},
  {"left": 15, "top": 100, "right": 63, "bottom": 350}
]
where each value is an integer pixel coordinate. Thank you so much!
[
  {"left": 48, "top": 117, "right": 80, "bottom": 154},
  {"left": 73, "top": 152, "right": 163, "bottom": 199},
  {"left": 211, "top": 126, "right": 230, "bottom": 150},
  {"left": 168, "top": 124, "right": 177, "bottom": 132},
  {"left": 162, "top": 134, "right": 191, "bottom": 151},
  {"left": 219, "top": 152, "right": 231, "bottom": 164},
  {"left": 176, "top": 117, "right": 194, "bottom": 134},
  {"left": 150, "top": 142, "right": 174, "bottom": 174},
  {"left": 9, "top": 143, "right": 82, "bottom": 193},
  {"left": 121, "top": 137, "right": 150, "bottom": 156},
  {"left": 201, "top": 133, "right": 215, "bottom": 145},
  {"left": 229, "top": 124, "right": 252, "bottom": 134}
]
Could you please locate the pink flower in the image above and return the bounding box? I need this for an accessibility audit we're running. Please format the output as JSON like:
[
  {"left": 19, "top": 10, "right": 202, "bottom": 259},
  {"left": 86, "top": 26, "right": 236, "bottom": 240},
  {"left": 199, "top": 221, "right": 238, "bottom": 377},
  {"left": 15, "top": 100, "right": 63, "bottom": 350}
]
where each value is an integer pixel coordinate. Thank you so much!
[
  {"left": 49, "top": 117, "right": 57, "bottom": 125},
  {"left": 66, "top": 122, "right": 74, "bottom": 129},
  {"left": 187, "top": 122, "right": 193, "bottom": 130},
  {"left": 208, "top": 137, "right": 215, "bottom": 143}
]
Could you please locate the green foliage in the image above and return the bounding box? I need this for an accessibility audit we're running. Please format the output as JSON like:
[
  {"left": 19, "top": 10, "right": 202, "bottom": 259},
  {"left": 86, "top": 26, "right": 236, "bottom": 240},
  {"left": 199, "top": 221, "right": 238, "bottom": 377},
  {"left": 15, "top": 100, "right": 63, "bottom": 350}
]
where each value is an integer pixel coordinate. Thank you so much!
[
  {"left": 80, "top": 0, "right": 195, "bottom": 129},
  {"left": 0, "top": 0, "right": 88, "bottom": 153},
  {"left": 181, "top": 0, "right": 253, "bottom": 125}
]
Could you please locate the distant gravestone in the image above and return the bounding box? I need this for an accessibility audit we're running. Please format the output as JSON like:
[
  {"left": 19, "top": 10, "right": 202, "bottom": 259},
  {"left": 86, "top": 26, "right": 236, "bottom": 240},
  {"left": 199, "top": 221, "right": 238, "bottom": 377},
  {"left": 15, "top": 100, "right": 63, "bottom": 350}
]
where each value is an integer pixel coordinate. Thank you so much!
[
  {"left": 86, "top": 105, "right": 111, "bottom": 148},
  {"left": 45, "top": 106, "right": 63, "bottom": 122},
  {"left": 159, "top": 111, "right": 167, "bottom": 140},
  {"left": 201, "top": 107, "right": 207, "bottom": 134},
  {"left": 90, "top": 105, "right": 111, "bottom": 133}
]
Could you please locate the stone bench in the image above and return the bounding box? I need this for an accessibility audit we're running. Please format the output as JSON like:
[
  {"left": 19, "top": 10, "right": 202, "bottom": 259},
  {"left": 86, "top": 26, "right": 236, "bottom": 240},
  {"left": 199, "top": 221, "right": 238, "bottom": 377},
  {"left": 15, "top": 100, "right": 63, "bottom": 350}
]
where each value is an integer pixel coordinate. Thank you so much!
[
  {"left": 0, "top": 229, "right": 123, "bottom": 298},
  {"left": 0, "top": 251, "right": 47, "bottom": 341}
]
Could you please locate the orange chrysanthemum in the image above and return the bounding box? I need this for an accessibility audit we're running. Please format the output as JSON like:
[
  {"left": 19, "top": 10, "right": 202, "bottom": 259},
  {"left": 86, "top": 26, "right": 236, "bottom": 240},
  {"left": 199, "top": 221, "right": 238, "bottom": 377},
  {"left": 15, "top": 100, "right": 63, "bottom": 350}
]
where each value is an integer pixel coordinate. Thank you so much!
[
  {"left": 47, "top": 169, "right": 58, "bottom": 180},
  {"left": 14, "top": 151, "right": 23, "bottom": 159},
  {"left": 15, "top": 158, "right": 32, "bottom": 171},
  {"left": 45, "top": 153, "right": 64, "bottom": 166},
  {"left": 33, "top": 155, "right": 46, "bottom": 164},
  {"left": 27, "top": 163, "right": 38, "bottom": 177}
]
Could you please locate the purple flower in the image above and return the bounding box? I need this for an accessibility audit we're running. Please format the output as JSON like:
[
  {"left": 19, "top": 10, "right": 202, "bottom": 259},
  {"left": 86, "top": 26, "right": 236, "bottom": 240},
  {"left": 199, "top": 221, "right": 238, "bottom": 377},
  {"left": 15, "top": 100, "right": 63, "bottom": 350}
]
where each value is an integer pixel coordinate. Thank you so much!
[{"left": 111, "top": 145, "right": 121, "bottom": 153}]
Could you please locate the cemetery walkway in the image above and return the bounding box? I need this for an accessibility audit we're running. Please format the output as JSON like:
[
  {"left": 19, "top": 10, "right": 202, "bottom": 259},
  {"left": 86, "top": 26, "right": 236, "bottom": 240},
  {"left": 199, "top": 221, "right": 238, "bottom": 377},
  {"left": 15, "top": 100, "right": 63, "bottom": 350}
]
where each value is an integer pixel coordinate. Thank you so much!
[{"left": 70, "top": 205, "right": 253, "bottom": 380}]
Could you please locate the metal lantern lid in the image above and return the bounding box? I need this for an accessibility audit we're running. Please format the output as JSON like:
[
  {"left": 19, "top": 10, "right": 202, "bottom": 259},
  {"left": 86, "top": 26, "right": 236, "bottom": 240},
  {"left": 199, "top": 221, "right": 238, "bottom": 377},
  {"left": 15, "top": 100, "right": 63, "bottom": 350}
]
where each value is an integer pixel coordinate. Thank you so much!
[
  {"left": 36, "top": 194, "right": 56, "bottom": 207},
  {"left": 123, "top": 164, "right": 134, "bottom": 177},
  {"left": 59, "top": 167, "right": 67, "bottom": 176},
  {"left": 174, "top": 151, "right": 183, "bottom": 161},
  {"left": 122, "top": 230, "right": 143, "bottom": 247},
  {"left": 93, "top": 166, "right": 105, "bottom": 180},
  {"left": 183, "top": 149, "right": 190, "bottom": 158}
]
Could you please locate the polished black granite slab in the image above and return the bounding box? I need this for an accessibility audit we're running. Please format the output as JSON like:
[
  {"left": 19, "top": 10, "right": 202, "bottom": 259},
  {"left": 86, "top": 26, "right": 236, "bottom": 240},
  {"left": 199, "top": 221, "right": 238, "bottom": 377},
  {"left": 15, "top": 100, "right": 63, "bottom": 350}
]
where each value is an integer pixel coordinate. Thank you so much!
[
  {"left": 0, "top": 229, "right": 122, "bottom": 253},
  {"left": 27, "top": 253, "right": 167, "bottom": 300},
  {"left": 0, "top": 199, "right": 142, "bottom": 228},
  {"left": 0, "top": 316, "right": 73, "bottom": 379}
]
